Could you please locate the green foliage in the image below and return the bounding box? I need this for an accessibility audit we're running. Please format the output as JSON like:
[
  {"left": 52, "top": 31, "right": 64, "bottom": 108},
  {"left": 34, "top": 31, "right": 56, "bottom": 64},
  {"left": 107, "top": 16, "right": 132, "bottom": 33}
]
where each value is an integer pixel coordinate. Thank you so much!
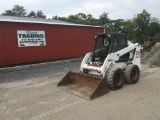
[
  {"left": 1, "top": 6, "right": 160, "bottom": 44},
  {"left": 52, "top": 15, "right": 58, "bottom": 19},
  {"left": 76, "top": 13, "right": 87, "bottom": 20},
  {"left": 56, "top": 13, "right": 101, "bottom": 26},
  {"left": 148, "top": 22, "right": 160, "bottom": 37},
  {"left": 2, "top": 4, "right": 27, "bottom": 17},
  {"left": 12, "top": 4, "right": 27, "bottom": 17},
  {"left": 99, "top": 12, "right": 110, "bottom": 25},
  {"left": 2, "top": 10, "right": 14, "bottom": 16},
  {"left": 134, "top": 9, "right": 151, "bottom": 35},
  {"left": 28, "top": 10, "right": 46, "bottom": 19},
  {"left": 28, "top": 11, "right": 36, "bottom": 18},
  {"left": 1, "top": 4, "right": 46, "bottom": 19},
  {"left": 54, "top": 9, "right": 160, "bottom": 44},
  {"left": 106, "top": 26, "right": 117, "bottom": 32},
  {"left": 150, "top": 17, "right": 159, "bottom": 23},
  {"left": 37, "top": 11, "right": 46, "bottom": 19},
  {"left": 54, "top": 12, "right": 110, "bottom": 26},
  {"left": 104, "top": 19, "right": 126, "bottom": 33},
  {"left": 121, "top": 19, "right": 136, "bottom": 40},
  {"left": 156, "top": 33, "right": 160, "bottom": 41},
  {"left": 137, "top": 34, "right": 147, "bottom": 44}
]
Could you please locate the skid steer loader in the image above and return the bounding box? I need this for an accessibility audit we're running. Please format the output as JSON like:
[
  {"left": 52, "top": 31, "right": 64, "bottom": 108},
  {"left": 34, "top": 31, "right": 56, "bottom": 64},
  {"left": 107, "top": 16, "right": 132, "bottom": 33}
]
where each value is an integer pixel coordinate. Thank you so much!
[{"left": 58, "top": 32, "right": 141, "bottom": 100}]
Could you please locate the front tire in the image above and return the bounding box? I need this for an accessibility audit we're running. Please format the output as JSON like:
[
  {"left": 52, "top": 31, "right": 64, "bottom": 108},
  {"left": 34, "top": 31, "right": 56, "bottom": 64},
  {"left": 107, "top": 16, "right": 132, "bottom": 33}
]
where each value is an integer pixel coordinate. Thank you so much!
[
  {"left": 106, "top": 68, "right": 125, "bottom": 90},
  {"left": 124, "top": 64, "right": 140, "bottom": 84}
]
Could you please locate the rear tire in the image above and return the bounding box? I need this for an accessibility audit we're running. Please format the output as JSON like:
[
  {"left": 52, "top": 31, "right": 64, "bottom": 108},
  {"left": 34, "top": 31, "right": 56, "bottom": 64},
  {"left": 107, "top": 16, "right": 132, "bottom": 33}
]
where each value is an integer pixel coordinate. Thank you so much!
[
  {"left": 106, "top": 68, "right": 125, "bottom": 90},
  {"left": 124, "top": 64, "right": 140, "bottom": 84}
]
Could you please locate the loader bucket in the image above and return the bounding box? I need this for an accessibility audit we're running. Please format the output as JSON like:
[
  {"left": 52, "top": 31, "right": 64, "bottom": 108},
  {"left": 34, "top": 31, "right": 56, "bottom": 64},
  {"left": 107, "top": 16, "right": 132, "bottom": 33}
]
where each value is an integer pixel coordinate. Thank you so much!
[{"left": 57, "top": 71, "right": 109, "bottom": 100}]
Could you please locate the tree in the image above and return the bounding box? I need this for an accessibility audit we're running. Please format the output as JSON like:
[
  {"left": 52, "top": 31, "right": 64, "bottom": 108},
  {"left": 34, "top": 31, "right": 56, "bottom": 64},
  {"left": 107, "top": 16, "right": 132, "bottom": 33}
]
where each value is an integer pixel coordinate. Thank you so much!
[
  {"left": 68, "top": 15, "right": 78, "bottom": 20},
  {"left": 2, "top": 4, "right": 27, "bottom": 17},
  {"left": 2, "top": 10, "right": 14, "bottom": 16},
  {"left": 75, "top": 13, "right": 87, "bottom": 20},
  {"left": 156, "top": 33, "right": 160, "bottom": 41},
  {"left": 150, "top": 17, "right": 159, "bottom": 23},
  {"left": 104, "top": 19, "right": 124, "bottom": 33},
  {"left": 1, "top": 5, "right": 47, "bottom": 19},
  {"left": 63, "top": 13, "right": 95, "bottom": 25},
  {"left": 28, "top": 10, "right": 46, "bottom": 19},
  {"left": 86, "top": 14, "right": 92, "bottom": 20},
  {"left": 106, "top": 26, "right": 117, "bottom": 32},
  {"left": 134, "top": 9, "right": 151, "bottom": 35},
  {"left": 132, "top": 9, "right": 151, "bottom": 43},
  {"left": 28, "top": 11, "right": 37, "bottom": 18},
  {"left": 57, "top": 17, "right": 67, "bottom": 21},
  {"left": 12, "top": 4, "right": 27, "bottom": 16},
  {"left": 99, "top": 12, "right": 110, "bottom": 25},
  {"left": 121, "top": 19, "right": 136, "bottom": 40},
  {"left": 148, "top": 22, "right": 160, "bottom": 37},
  {"left": 37, "top": 11, "right": 46, "bottom": 19},
  {"left": 53, "top": 15, "right": 59, "bottom": 19}
]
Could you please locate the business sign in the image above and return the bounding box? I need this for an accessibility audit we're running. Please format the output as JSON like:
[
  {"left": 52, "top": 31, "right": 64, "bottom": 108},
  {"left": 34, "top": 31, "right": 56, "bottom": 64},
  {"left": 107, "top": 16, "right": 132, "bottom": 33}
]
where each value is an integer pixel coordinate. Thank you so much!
[{"left": 17, "top": 30, "right": 46, "bottom": 47}]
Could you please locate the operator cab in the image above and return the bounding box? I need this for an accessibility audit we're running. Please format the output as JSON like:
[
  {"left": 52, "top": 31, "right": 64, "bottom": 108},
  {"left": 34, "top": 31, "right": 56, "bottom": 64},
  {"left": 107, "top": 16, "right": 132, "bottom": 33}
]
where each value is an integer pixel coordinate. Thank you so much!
[
  {"left": 91, "top": 34, "right": 111, "bottom": 62},
  {"left": 91, "top": 33, "right": 129, "bottom": 64}
]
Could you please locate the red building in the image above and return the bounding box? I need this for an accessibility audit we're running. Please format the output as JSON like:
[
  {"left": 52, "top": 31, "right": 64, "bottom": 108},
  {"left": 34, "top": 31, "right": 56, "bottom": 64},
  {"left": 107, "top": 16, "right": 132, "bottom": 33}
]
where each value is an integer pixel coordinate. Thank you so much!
[{"left": 0, "top": 16, "right": 104, "bottom": 67}]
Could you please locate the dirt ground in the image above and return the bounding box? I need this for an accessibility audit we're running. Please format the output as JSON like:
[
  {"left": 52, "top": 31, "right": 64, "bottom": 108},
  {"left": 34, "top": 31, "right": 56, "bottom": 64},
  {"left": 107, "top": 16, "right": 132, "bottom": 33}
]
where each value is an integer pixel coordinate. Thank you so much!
[{"left": 0, "top": 61, "right": 160, "bottom": 120}]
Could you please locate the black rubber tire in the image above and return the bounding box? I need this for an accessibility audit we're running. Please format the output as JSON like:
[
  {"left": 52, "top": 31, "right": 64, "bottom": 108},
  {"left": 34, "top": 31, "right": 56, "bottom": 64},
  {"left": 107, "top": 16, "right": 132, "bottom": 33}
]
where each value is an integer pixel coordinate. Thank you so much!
[
  {"left": 124, "top": 64, "right": 140, "bottom": 84},
  {"left": 106, "top": 68, "right": 125, "bottom": 90}
]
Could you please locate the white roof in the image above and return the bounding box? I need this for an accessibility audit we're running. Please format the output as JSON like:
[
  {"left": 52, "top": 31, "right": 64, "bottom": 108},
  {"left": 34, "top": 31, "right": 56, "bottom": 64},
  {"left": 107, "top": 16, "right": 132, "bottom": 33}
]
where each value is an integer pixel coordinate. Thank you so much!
[{"left": 0, "top": 15, "right": 103, "bottom": 28}]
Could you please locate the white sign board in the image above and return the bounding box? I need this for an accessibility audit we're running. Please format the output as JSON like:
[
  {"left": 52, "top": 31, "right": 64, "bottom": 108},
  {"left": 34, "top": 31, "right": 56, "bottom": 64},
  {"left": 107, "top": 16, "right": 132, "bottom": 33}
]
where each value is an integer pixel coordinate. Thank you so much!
[{"left": 17, "top": 30, "right": 46, "bottom": 47}]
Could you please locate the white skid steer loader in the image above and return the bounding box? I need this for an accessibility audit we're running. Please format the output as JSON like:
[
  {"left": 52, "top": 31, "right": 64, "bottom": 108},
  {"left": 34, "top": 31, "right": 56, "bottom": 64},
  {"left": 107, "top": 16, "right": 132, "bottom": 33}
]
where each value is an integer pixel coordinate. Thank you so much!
[{"left": 58, "top": 33, "right": 141, "bottom": 100}]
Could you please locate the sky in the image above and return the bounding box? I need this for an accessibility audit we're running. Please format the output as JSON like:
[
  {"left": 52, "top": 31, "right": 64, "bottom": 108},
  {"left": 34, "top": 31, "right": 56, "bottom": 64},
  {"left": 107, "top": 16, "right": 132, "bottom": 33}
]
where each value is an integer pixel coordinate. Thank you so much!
[{"left": 0, "top": 0, "right": 160, "bottom": 20}]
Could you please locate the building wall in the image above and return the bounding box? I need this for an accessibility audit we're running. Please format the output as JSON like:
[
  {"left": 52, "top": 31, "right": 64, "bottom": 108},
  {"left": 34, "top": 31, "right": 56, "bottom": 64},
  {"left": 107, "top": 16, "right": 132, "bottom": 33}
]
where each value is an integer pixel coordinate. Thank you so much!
[{"left": 0, "top": 22, "right": 104, "bottom": 67}]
